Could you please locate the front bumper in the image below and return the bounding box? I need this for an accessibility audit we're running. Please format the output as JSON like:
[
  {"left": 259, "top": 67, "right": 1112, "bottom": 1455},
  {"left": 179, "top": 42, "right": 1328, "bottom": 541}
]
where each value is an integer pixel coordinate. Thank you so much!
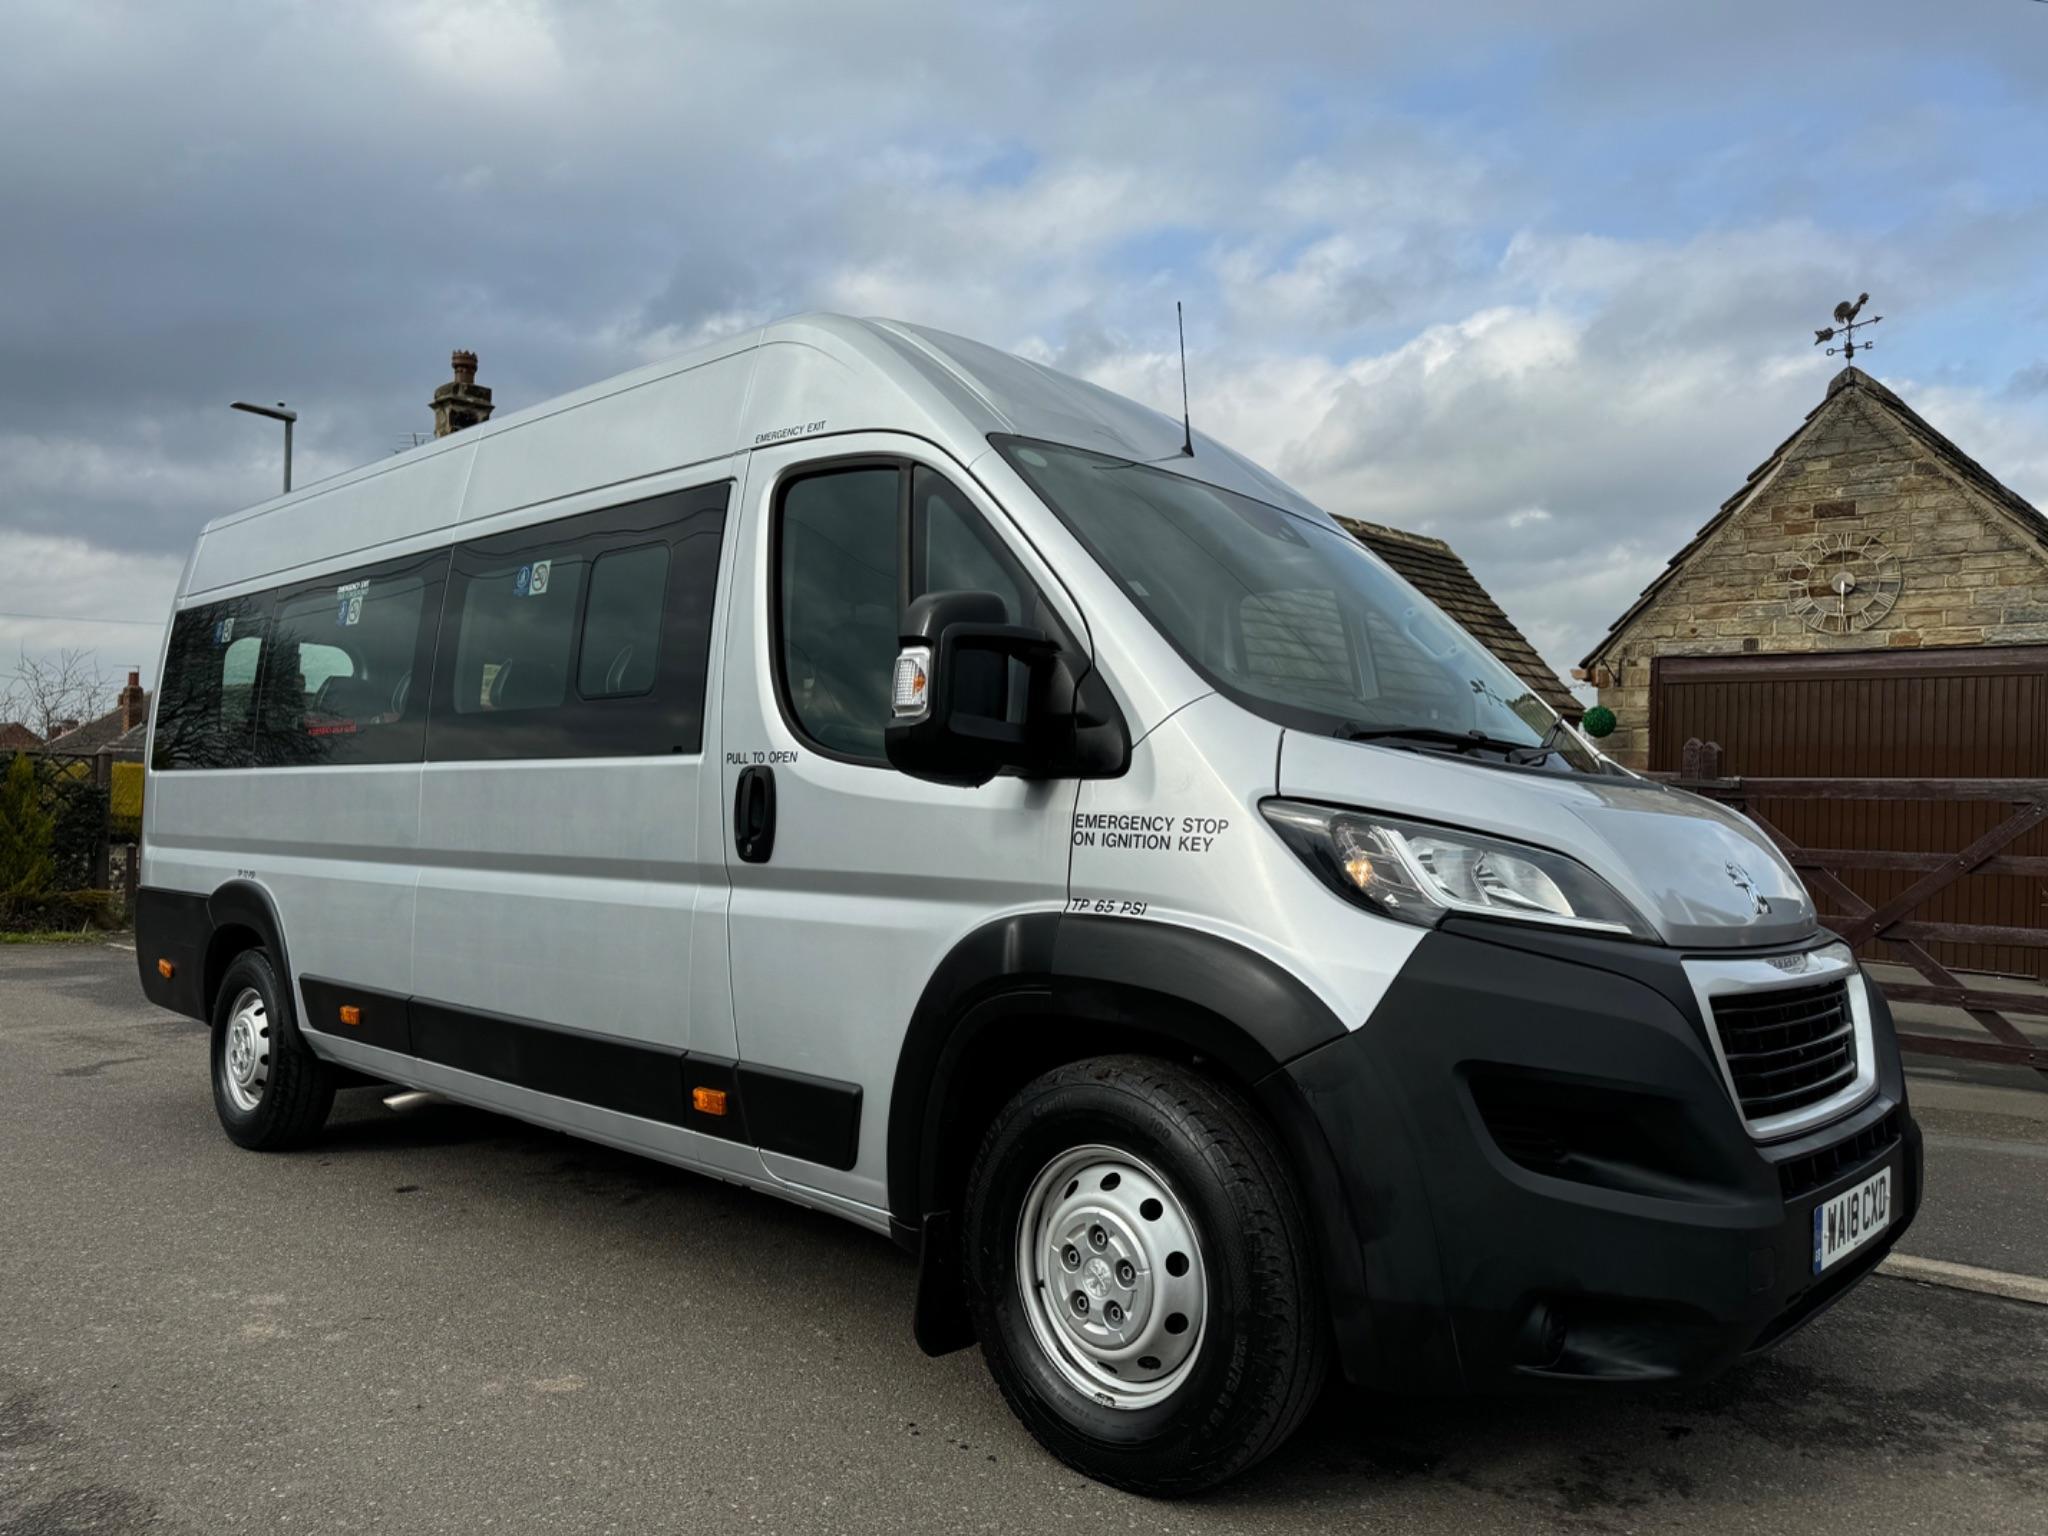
[{"left": 1291, "top": 918, "right": 1922, "bottom": 1392}]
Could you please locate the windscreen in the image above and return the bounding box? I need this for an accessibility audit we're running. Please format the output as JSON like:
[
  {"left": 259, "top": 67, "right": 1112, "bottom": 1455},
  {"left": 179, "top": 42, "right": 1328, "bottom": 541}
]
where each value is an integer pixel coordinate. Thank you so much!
[{"left": 998, "top": 437, "right": 1586, "bottom": 762}]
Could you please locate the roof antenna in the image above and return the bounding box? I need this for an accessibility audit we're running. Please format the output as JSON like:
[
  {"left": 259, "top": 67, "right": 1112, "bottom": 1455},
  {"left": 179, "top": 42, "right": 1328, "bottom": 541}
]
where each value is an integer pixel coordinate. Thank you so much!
[{"left": 1177, "top": 301, "right": 1194, "bottom": 457}]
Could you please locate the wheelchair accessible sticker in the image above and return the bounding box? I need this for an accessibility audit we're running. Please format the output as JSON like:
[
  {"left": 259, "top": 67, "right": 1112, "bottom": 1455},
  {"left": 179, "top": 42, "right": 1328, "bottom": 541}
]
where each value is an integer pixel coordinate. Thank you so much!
[
  {"left": 513, "top": 560, "right": 552, "bottom": 597},
  {"left": 335, "top": 579, "right": 369, "bottom": 626}
]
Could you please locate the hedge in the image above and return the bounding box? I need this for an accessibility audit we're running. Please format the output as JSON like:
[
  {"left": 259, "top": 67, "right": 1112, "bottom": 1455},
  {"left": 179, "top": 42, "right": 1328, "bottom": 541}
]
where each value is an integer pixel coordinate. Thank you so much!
[
  {"left": 0, "top": 750, "right": 119, "bottom": 931},
  {"left": 111, "top": 760, "right": 143, "bottom": 840}
]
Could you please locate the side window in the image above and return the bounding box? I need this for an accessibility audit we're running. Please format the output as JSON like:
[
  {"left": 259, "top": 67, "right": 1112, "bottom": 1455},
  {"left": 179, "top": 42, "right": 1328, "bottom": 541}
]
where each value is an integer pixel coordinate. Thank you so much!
[
  {"left": 450, "top": 548, "right": 590, "bottom": 715},
  {"left": 426, "top": 483, "right": 727, "bottom": 761},
  {"left": 777, "top": 467, "right": 902, "bottom": 760},
  {"left": 577, "top": 545, "right": 669, "bottom": 699},
  {"left": 914, "top": 465, "right": 1027, "bottom": 622},
  {"left": 774, "top": 461, "right": 1049, "bottom": 763},
  {"left": 151, "top": 594, "right": 272, "bottom": 770},
  {"left": 255, "top": 552, "right": 446, "bottom": 767}
]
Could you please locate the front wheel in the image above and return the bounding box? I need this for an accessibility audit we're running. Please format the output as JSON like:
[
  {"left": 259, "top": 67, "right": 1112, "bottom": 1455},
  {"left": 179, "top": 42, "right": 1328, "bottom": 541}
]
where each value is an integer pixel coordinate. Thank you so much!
[{"left": 962, "top": 1055, "right": 1328, "bottom": 1495}]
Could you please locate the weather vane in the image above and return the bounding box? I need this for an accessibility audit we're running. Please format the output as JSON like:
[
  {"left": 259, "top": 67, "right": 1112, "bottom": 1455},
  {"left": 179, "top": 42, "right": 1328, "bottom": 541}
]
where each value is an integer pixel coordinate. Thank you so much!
[{"left": 1813, "top": 293, "right": 1882, "bottom": 363}]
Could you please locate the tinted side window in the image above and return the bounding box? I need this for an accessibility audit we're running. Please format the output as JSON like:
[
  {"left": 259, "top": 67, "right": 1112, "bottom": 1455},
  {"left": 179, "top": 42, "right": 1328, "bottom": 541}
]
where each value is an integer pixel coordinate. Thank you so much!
[
  {"left": 427, "top": 482, "right": 727, "bottom": 761},
  {"left": 577, "top": 545, "right": 669, "bottom": 699},
  {"left": 451, "top": 548, "right": 588, "bottom": 715},
  {"left": 152, "top": 594, "right": 272, "bottom": 770},
  {"left": 777, "top": 467, "right": 902, "bottom": 760},
  {"left": 775, "top": 462, "right": 1054, "bottom": 763},
  {"left": 915, "top": 465, "right": 1027, "bottom": 622},
  {"left": 255, "top": 551, "right": 447, "bottom": 766}
]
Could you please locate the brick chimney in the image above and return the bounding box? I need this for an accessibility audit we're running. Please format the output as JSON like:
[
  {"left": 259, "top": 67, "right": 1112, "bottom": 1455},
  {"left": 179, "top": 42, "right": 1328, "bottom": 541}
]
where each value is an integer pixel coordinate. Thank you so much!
[
  {"left": 119, "top": 670, "right": 146, "bottom": 732},
  {"left": 431, "top": 349, "right": 494, "bottom": 438}
]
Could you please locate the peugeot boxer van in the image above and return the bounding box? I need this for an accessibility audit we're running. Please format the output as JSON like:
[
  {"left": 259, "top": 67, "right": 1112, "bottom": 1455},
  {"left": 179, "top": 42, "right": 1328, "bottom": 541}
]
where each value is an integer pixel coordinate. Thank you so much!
[{"left": 137, "top": 315, "right": 1920, "bottom": 1494}]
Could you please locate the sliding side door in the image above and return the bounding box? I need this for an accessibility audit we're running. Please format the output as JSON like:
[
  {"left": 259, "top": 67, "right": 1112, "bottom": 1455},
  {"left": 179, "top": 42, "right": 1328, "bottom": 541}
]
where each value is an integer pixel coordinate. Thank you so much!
[{"left": 410, "top": 480, "right": 737, "bottom": 1142}]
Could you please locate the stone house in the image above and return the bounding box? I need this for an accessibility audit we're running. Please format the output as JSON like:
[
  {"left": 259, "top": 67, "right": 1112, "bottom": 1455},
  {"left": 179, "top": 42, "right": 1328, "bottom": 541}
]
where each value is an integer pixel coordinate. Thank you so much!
[{"left": 1578, "top": 365, "right": 2048, "bottom": 772}]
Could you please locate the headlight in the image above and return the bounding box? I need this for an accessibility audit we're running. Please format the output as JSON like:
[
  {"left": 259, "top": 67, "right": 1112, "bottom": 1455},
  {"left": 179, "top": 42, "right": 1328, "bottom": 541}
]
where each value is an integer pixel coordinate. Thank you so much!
[{"left": 1261, "top": 800, "right": 1655, "bottom": 940}]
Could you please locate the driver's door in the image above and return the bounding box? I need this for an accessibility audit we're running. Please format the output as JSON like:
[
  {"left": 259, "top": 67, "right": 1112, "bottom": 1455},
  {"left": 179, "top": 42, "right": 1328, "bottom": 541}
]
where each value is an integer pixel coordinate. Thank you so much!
[{"left": 718, "top": 437, "right": 1080, "bottom": 1216}]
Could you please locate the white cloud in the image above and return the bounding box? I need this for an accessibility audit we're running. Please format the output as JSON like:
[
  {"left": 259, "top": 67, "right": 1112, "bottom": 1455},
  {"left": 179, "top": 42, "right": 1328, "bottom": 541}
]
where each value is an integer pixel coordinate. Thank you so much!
[
  {"left": 1, "top": 0, "right": 2044, "bottom": 693},
  {"left": 0, "top": 532, "right": 183, "bottom": 693},
  {"left": 375, "top": 0, "right": 566, "bottom": 96},
  {"left": 1043, "top": 220, "right": 2048, "bottom": 683}
]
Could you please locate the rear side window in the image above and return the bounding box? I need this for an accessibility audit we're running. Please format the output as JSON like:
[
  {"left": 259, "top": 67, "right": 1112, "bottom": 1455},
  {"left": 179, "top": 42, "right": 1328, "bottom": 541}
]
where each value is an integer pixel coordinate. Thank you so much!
[
  {"left": 577, "top": 545, "right": 670, "bottom": 699},
  {"left": 152, "top": 595, "right": 272, "bottom": 770},
  {"left": 426, "top": 482, "right": 727, "bottom": 761},
  {"left": 253, "top": 551, "right": 447, "bottom": 766},
  {"left": 451, "top": 550, "right": 589, "bottom": 715}
]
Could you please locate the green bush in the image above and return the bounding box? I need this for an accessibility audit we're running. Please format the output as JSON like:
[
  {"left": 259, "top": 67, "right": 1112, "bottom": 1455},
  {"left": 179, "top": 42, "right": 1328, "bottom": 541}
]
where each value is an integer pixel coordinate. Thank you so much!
[
  {"left": 0, "top": 753, "right": 56, "bottom": 906},
  {"left": 0, "top": 752, "right": 123, "bottom": 930},
  {"left": 110, "top": 761, "right": 144, "bottom": 841}
]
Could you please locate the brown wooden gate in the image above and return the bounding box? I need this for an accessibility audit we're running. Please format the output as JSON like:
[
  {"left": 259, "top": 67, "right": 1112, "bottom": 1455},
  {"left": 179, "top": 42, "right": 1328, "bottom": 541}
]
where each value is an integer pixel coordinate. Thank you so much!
[{"left": 1651, "top": 645, "right": 2048, "bottom": 982}]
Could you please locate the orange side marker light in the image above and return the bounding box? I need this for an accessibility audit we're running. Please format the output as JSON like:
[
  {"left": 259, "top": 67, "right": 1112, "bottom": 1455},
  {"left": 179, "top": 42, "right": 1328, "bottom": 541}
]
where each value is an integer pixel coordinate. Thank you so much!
[
  {"left": 691, "top": 1086, "right": 729, "bottom": 1117},
  {"left": 339, "top": 1005, "right": 363, "bottom": 1027},
  {"left": 157, "top": 958, "right": 175, "bottom": 979}
]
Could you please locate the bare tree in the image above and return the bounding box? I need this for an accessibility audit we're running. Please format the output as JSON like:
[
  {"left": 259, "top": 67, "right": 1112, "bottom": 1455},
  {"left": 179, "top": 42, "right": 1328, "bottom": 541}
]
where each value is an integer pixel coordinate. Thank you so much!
[{"left": 1, "top": 648, "right": 113, "bottom": 743}]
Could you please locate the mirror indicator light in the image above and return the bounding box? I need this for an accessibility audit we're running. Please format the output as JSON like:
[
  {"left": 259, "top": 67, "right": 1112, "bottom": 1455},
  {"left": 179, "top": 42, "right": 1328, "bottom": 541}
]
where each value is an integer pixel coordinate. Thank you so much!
[{"left": 891, "top": 646, "right": 931, "bottom": 718}]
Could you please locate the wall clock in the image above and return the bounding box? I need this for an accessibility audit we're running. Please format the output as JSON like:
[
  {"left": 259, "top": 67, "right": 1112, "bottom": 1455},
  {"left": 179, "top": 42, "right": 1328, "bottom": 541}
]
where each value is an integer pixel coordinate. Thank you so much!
[{"left": 1787, "top": 530, "right": 1901, "bottom": 633}]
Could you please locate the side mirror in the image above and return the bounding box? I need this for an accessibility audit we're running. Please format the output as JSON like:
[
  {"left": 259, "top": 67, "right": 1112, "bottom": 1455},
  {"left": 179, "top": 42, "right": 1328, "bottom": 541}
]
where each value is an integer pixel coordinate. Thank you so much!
[{"left": 885, "top": 591, "right": 1057, "bottom": 787}]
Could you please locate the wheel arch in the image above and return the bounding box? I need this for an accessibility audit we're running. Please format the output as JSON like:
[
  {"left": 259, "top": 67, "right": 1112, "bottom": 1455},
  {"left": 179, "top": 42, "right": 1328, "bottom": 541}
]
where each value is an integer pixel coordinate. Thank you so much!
[
  {"left": 891, "top": 913, "right": 1374, "bottom": 1364},
  {"left": 136, "top": 879, "right": 296, "bottom": 1025},
  {"left": 202, "top": 880, "right": 295, "bottom": 1022}
]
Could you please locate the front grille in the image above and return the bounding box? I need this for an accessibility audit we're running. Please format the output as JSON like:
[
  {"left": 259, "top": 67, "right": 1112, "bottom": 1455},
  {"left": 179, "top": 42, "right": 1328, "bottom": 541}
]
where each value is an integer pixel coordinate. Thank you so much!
[
  {"left": 1710, "top": 979, "right": 1859, "bottom": 1126},
  {"left": 1775, "top": 1109, "right": 1900, "bottom": 1202}
]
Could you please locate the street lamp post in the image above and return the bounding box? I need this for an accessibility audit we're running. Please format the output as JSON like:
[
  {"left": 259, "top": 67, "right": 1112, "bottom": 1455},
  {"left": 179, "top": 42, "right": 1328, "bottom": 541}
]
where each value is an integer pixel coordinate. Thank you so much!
[{"left": 231, "top": 400, "right": 298, "bottom": 493}]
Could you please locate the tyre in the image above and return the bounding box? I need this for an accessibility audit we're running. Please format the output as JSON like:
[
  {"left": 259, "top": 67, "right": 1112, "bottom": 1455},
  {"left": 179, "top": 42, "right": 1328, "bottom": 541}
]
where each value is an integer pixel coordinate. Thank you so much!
[
  {"left": 962, "top": 1054, "right": 1328, "bottom": 1495},
  {"left": 209, "top": 948, "right": 336, "bottom": 1151}
]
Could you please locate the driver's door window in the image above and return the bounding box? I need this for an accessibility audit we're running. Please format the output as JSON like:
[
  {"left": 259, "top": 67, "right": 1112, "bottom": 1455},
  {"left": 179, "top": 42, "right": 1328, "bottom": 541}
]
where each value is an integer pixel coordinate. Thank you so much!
[{"left": 775, "top": 461, "right": 1030, "bottom": 763}]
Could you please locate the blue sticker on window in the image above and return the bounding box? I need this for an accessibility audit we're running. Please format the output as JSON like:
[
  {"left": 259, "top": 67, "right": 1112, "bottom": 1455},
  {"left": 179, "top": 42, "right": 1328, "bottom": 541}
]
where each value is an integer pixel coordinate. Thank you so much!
[
  {"left": 213, "top": 617, "right": 235, "bottom": 646},
  {"left": 514, "top": 564, "right": 532, "bottom": 597},
  {"left": 335, "top": 580, "right": 369, "bottom": 626}
]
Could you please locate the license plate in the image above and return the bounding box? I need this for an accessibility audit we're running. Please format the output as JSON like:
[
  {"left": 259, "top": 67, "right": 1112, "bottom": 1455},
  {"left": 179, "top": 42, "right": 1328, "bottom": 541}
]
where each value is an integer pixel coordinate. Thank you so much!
[{"left": 1812, "top": 1165, "right": 1892, "bottom": 1275}]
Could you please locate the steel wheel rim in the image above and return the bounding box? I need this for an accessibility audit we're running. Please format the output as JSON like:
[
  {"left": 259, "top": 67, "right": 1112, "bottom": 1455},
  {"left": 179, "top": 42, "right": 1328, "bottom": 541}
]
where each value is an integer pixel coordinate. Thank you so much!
[
  {"left": 1016, "top": 1143, "right": 1209, "bottom": 1411},
  {"left": 221, "top": 987, "right": 270, "bottom": 1113}
]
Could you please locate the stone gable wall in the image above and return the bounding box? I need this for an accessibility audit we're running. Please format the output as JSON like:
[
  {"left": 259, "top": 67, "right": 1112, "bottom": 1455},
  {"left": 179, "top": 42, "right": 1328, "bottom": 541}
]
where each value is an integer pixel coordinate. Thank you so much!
[{"left": 1591, "top": 389, "right": 2048, "bottom": 769}]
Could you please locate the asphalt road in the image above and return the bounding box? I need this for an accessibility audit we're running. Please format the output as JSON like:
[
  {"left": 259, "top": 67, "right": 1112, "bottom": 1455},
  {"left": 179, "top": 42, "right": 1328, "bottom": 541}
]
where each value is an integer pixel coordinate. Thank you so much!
[{"left": 3, "top": 942, "right": 2044, "bottom": 1535}]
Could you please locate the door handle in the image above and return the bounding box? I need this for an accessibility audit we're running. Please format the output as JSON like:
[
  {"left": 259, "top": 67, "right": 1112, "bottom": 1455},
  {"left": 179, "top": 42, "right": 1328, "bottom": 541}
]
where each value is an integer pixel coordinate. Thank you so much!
[{"left": 734, "top": 765, "right": 777, "bottom": 864}]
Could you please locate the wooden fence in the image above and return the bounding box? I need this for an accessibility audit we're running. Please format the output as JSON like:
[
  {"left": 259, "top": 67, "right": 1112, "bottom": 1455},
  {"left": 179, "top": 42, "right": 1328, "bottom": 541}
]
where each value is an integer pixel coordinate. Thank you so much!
[{"left": 1664, "top": 753, "right": 2046, "bottom": 1075}]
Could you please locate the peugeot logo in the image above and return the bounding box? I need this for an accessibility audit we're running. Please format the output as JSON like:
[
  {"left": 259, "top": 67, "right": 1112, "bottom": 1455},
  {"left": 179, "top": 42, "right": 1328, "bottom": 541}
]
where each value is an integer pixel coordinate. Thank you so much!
[{"left": 1725, "top": 861, "right": 1772, "bottom": 917}]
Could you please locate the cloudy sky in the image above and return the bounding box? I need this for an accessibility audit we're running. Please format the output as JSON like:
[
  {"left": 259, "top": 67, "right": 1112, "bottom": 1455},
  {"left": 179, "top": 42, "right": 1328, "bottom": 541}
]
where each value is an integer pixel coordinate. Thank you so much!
[{"left": 3, "top": 0, "right": 2046, "bottom": 701}]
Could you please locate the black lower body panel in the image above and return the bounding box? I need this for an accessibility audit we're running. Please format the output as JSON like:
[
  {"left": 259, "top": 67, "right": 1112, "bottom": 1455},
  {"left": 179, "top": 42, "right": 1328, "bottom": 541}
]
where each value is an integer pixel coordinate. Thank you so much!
[
  {"left": 1295, "top": 922, "right": 1922, "bottom": 1393},
  {"left": 302, "top": 986, "right": 863, "bottom": 1171},
  {"left": 133, "top": 886, "right": 212, "bottom": 1021}
]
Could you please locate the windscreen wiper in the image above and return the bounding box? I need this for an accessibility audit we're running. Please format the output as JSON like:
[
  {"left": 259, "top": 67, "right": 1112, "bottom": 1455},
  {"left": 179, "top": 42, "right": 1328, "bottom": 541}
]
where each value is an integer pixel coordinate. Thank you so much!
[
  {"left": 1335, "top": 723, "right": 1535, "bottom": 757},
  {"left": 1508, "top": 716, "right": 1571, "bottom": 765}
]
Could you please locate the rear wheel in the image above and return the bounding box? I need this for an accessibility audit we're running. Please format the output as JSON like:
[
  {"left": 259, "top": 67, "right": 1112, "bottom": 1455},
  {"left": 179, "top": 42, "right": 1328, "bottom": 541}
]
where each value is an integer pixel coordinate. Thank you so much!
[
  {"left": 209, "top": 948, "right": 336, "bottom": 1150},
  {"left": 962, "top": 1054, "right": 1327, "bottom": 1495}
]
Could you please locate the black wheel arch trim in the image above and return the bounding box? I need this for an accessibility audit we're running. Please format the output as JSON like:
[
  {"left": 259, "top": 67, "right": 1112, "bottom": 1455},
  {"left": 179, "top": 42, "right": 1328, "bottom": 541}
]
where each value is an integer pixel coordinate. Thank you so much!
[
  {"left": 136, "top": 880, "right": 295, "bottom": 1025},
  {"left": 890, "top": 911, "right": 1366, "bottom": 1361}
]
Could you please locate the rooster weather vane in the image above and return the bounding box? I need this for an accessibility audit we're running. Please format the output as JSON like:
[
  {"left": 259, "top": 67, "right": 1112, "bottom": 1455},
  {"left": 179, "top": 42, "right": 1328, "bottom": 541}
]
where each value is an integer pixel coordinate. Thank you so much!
[{"left": 1813, "top": 293, "right": 1882, "bottom": 363}]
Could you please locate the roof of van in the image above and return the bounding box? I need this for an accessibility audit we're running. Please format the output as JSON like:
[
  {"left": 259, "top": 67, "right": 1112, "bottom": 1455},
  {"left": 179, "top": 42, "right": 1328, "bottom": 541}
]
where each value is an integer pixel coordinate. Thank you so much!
[{"left": 196, "top": 314, "right": 1320, "bottom": 544}]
